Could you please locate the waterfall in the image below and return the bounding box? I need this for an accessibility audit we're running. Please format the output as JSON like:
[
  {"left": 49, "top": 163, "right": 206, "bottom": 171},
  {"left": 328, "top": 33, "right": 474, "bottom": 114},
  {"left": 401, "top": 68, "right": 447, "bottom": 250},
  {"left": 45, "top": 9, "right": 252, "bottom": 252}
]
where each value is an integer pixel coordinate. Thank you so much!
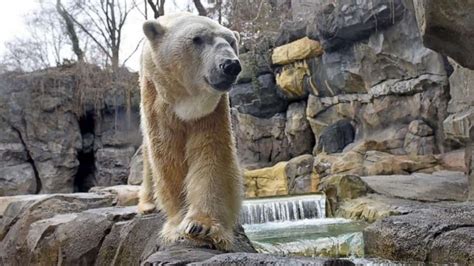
[{"left": 240, "top": 195, "right": 326, "bottom": 224}]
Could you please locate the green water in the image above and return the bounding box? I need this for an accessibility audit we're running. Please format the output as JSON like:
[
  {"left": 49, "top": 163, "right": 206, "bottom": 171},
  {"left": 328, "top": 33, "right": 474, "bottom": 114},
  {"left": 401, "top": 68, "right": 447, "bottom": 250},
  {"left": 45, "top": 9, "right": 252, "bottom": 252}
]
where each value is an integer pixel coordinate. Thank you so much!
[{"left": 243, "top": 218, "right": 368, "bottom": 258}]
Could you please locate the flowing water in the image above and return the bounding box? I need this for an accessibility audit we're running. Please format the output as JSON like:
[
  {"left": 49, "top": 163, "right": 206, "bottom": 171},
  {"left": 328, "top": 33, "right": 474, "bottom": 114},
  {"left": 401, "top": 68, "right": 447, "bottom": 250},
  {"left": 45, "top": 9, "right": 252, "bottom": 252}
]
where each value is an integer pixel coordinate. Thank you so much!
[{"left": 241, "top": 194, "right": 367, "bottom": 258}]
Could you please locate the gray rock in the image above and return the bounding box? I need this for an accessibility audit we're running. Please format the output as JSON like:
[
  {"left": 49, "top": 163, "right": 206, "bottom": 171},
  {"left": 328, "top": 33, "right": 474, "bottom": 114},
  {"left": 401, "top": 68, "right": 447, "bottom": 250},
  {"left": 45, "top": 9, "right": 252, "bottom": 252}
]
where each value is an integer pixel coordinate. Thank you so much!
[
  {"left": 309, "top": 3, "right": 447, "bottom": 96},
  {"left": 364, "top": 203, "right": 474, "bottom": 263},
  {"left": 407, "top": 119, "right": 434, "bottom": 137},
  {"left": 95, "top": 146, "right": 136, "bottom": 186},
  {"left": 443, "top": 108, "right": 474, "bottom": 144},
  {"left": 403, "top": 133, "right": 435, "bottom": 155},
  {"left": 143, "top": 246, "right": 221, "bottom": 266},
  {"left": 230, "top": 74, "right": 288, "bottom": 119},
  {"left": 0, "top": 72, "right": 83, "bottom": 194},
  {"left": 0, "top": 117, "right": 28, "bottom": 168},
  {"left": 0, "top": 193, "right": 115, "bottom": 264},
  {"left": 403, "top": 119, "right": 435, "bottom": 155},
  {"left": 196, "top": 253, "right": 355, "bottom": 265},
  {"left": 316, "top": 119, "right": 355, "bottom": 154},
  {"left": 128, "top": 146, "right": 143, "bottom": 185},
  {"left": 414, "top": 0, "right": 474, "bottom": 69},
  {"left": 274, "top": 19, "right": 309, "bottom": 47},
  {"left": 443, "top": 61, "right": 474, "bottom": 149},
  {"left": 95, "top": 212, "right": 165, "bottom": 266},
  {"left": 286, "top": 154, "right": 314, "bottom": 194},
  {"left": 285, "top": 102, "right": 314, "bottom": 157},
  {"left": 446, "top": 60, "right": 474, "bottom": 114},
  {"left": 316, "top": 0, "right": 406, "bottom": 51},
  {"left": 467, "top": 141, "right": 474, "bottom": 200},
  {"left": 232, "top": 110, "right": 289, "bottom": 169},
  {"left": 0, "top": 163, "right": 37, "bottom": 196},
  {"left": 0, "top": 193, "right": 256, "bottom": 265},
  {"left": 306, "top": 77, "right": 448, "bottom": 157},
  {"left": 144, "top": 224, "right": 255, "bottom": 265},
  {"left": 361, "top": 171, "right": 468, "bottom": 202}
]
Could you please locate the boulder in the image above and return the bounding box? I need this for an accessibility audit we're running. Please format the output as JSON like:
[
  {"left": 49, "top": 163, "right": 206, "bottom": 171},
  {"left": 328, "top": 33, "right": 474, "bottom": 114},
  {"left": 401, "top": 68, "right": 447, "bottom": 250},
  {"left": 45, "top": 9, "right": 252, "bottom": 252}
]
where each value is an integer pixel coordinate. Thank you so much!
[
  {"left": 364, "top": 203, "right": 474, "bottom": 263},
  {"left": 232, "top": 110, "right": 289, "bottom": 169},
  {"left": 361, "top": 171, "right": 468, "bottom": 202},
  {"left": 313, "top": 140, "right": 441, "bottom": 178},
  {"left": 286, "top": 154, "right": 314, "bottom": 195},
  {"left": 316, "top": 0, "right": 406, "bottom": 51},
  {"left": 0, "top": 192, "right": 257, "bottom": 265},
  {"left": 271, "top": 37, "right": 323, "bottom": 65},
  {"left": 275, "top": 61, "right": 311, "bottom": 101},
  {"left": 414, "top": 0, "right": 474, "bottom": 69},
  {"left": 437, "top": 149, "right": 466, "bottom": 172},
  {"left": 244, "top": 162, "right": 288, "bottom": 198},
  {"left": 89, "top": 185, "right": 140, "bottom": 206},
  {"left": 403, "top": 120, "right": 435, "bottom": 155},
  {"left": 244, "top": 154, "right": 319, "bottom": 198},
  {"left": 285, "top": 102, "right": 314, "bottom": 157},
  {"left": 318, "top": 174, "right": 372, "bottom": 215},
  {"left": 230, "top": 74, "right": 288, "bottom": 119},
  {"left": 0, "top": 193, "right": 115, "bottom": 264},
  {"left": 336, "top": 195, "right": 403, "bottom": 223},
  {"left": 316, "top": 119, "right": 355, "bottom": 154}
]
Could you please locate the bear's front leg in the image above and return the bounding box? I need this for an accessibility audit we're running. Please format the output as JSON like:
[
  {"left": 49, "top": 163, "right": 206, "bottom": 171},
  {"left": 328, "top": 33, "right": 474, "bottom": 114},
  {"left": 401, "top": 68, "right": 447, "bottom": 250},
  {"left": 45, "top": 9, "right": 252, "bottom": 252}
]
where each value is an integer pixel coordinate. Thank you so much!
[{"left": 178, "top": 100, "right": 242, "bottom": 251}]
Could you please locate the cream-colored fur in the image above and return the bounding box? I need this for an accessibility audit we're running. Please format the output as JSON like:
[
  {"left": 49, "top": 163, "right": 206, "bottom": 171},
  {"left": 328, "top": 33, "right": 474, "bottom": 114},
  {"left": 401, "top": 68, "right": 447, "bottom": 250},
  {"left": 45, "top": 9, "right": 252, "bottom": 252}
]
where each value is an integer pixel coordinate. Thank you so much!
[{"left": 137, "top": 13, "right": 242, "bottom": 251}]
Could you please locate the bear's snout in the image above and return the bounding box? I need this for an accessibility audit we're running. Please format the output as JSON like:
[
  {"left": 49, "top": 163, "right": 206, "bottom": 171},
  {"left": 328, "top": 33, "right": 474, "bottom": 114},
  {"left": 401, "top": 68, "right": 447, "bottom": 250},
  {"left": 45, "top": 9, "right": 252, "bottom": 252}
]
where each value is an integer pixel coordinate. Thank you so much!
[{"left": 220, "top": 59, "right": 242, "bottom": 77}]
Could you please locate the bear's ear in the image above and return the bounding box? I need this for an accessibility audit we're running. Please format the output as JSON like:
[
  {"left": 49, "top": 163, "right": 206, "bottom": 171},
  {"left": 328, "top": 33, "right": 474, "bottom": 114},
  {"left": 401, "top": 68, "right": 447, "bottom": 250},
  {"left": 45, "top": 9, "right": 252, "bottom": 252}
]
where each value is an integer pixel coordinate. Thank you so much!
[
  {"left": 143, "top": 20, "right": 165, "bottom": 41},
  {"left": 233, "top": 31, "right": 240, "bottom": 44}
]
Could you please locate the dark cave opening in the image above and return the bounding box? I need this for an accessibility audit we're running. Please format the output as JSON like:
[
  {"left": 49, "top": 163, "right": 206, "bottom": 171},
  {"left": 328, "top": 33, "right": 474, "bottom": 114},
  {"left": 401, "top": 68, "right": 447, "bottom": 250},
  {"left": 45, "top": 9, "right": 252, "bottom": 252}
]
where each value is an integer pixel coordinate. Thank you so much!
[{"left": 74, "top": 112, "right": 97, "bottom": 192}]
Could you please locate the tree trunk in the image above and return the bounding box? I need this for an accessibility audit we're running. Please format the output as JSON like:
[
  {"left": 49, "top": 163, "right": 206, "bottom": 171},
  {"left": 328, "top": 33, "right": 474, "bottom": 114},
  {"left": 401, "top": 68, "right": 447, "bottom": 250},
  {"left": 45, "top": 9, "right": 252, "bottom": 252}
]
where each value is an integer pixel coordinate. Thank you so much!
[
  {"left": 111, "top": 49, "right": 120, "bottom": 74},
  {"left": 56, "top": 0, "right": 84, "bottom": 63},
  {"left": 193, "top": 0, "right": 207, "bottom": 16}
]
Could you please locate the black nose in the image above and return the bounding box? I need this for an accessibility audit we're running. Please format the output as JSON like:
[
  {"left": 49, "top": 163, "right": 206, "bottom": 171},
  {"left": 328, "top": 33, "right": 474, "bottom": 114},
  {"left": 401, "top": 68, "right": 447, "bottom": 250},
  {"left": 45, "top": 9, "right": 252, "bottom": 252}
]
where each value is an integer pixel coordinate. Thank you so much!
[{"left": 220, "top": 59, "right": 241, "bottom": 76}]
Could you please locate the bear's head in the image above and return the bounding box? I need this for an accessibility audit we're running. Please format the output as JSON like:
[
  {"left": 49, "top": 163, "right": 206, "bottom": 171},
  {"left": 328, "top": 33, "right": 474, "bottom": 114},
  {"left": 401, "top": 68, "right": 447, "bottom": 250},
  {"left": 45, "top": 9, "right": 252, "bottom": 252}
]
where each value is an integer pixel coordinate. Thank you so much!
[{"left": 142, "top": 13, "right": 241, "bottom": 96}]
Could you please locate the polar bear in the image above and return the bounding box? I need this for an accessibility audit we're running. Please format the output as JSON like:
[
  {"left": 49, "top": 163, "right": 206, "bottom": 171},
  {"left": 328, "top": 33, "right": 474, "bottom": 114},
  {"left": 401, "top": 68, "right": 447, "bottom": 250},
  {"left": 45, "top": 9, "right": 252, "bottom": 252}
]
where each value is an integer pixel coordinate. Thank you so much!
[{"left": 137, "top": 12, "right": 243, "bottom": 251}]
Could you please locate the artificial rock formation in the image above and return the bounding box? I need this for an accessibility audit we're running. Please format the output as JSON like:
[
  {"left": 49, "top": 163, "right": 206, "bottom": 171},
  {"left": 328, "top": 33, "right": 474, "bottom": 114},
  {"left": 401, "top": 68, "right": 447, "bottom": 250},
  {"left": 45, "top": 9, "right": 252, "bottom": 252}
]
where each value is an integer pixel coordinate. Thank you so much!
[
  {"left": 244, "top": 154, "right": 316, "bottom": 198},
  {"left": 0, "top": 67, "right": 140, "bottom": 195}
]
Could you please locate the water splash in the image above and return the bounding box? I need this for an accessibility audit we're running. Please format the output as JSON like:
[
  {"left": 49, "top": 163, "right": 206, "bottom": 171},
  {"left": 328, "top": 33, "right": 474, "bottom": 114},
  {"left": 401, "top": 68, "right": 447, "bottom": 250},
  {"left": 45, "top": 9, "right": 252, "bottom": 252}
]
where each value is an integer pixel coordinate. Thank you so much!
[
  {"left": 240, "top": 195, "right": 326, "bottom": 224},
  {"left": 252, "top": 232, "right": 364, "bottom": 258}
]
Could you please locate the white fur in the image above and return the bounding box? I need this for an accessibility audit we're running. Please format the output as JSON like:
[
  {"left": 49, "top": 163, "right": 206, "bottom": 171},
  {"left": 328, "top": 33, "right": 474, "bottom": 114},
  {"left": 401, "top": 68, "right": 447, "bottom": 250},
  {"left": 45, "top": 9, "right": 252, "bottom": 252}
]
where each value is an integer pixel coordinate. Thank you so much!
[{"left": 173, "top": 91, "right": 223, "bottom": 121}]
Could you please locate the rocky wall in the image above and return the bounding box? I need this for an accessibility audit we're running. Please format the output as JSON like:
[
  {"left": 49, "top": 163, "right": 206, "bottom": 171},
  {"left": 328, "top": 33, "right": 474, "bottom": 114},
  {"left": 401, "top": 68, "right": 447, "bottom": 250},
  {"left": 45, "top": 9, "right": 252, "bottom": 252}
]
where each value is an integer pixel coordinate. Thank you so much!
[{"left": 0, "top": 66, "right": 141, "bottom": 196}]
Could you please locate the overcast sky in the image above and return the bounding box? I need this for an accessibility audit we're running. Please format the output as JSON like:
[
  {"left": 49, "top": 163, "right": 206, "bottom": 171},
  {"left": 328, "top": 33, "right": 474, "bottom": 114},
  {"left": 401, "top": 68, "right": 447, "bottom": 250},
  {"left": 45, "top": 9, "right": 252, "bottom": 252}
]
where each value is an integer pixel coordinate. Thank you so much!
[{"left": 0, "top": 0, "right": 202, "bottom": 71}]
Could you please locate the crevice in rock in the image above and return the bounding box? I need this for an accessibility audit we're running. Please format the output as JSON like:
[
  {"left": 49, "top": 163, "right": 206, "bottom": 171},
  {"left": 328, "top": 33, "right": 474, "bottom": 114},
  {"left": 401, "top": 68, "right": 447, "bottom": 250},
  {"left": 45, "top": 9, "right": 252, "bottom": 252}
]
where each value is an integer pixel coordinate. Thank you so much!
[
  {"left": 431, "top": 224, "right": 474, "bottom": 241},
  {"left": 75, "top": 111, "right": 96, "bottom": 192},
  {"left": 10, "top": 124, "right": 42, "bottom": 194},
  {"left": 425, "top": 224, "right": 474, "bottom": 263},
  {"left": 89, "top": 227, "right": 112, "bottom": 265}
]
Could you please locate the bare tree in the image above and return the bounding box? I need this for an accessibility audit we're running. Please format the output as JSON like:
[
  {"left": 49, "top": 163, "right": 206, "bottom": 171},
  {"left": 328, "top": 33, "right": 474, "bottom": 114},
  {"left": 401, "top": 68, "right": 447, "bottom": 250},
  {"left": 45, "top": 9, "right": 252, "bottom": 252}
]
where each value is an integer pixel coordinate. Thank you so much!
[
  {"left": 147, "top": 0, "right": 166, "bottom": 18},
  {"left": 56, "top": 0, "right": 84, "bottom": 62},
  {"left": 65, "top": 0, "right": 137, "bottom": 72},
  {"left": 1, "top": 5, "right": 70, "bottom": 71},
  {"left": 193, "top": 0, "right": 208, "bottom": 16}
]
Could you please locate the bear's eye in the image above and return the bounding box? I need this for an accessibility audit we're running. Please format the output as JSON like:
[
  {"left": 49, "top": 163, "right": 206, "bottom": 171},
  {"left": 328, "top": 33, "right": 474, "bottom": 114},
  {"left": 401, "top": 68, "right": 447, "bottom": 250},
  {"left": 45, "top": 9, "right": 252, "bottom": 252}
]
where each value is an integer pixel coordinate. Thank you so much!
[{"left": 193, "top": 36, "right": 203, "bottom": 45}]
